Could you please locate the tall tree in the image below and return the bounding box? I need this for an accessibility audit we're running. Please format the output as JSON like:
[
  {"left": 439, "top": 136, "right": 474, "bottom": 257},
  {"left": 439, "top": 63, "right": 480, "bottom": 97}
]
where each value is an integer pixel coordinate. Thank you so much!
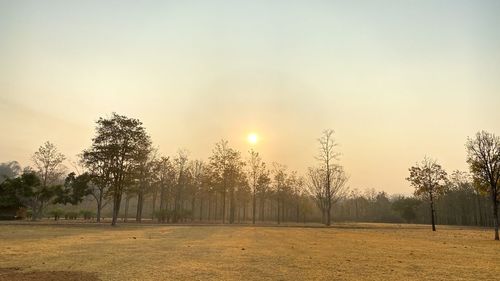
[
  {"left": 247, "top": 149, "right": 266, "bottom": 224},
  {"left": 466, "top": 131, "right": 500, "bottom": 240},
  {"left": 406, "top": 157, "right": 448, "bottom": 231},
  {"left": 209, "top": 140, "right": 244, "bottom": 224},
  {"left": 83, "top": 113, "right": 151, "bottom": 226},
  {"left": 31, "top": 141, "right": 66, "bottom": 219},
  {"left": 307, "top": 165, "right": 348, "bottom": 225},
  {"left": 316, "top": 129, "right": 340, "bottom": 226}
]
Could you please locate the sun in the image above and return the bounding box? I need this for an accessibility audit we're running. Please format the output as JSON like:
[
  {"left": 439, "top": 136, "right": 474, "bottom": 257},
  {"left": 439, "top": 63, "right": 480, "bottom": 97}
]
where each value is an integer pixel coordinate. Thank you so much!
[{"left": 247, "top": 133, "right": 258, "bottom": 144}]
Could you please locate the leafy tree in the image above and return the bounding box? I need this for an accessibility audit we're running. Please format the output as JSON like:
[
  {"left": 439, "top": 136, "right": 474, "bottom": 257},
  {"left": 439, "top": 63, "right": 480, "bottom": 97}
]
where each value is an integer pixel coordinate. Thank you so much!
[
  {"left": 2, "top": 171, "right": 58, "bottom": 220},
  {"left": 466, "top": 131, "right": 500, "bottom": 240},
  {"left": 83, "top": 113, "right": 152, "bottom": 226},
  {"left": 406, "top": 157, "right": 448, "bottom": 231},
  {"left": 54, "top": 172, "right": 92, "bottom": 205}
]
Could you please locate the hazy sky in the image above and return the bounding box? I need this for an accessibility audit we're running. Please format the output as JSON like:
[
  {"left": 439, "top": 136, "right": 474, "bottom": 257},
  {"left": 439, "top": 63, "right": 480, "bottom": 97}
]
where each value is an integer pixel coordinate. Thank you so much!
[{"left": 1, "top": 0, "right": 499, "bottom": 194}]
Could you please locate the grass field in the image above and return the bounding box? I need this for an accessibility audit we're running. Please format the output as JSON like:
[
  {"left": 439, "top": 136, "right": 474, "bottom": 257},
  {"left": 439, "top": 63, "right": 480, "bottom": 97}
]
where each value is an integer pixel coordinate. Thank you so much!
[{"left": 0, "top": 222, "right": 498, "bottom": 281}]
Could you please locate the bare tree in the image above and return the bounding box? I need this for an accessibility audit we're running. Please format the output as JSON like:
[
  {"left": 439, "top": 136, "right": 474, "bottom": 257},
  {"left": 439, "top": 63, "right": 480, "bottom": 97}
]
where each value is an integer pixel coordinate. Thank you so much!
[
  {"left": 31, "top": 141, "right": 66, "bottom": 220},
  {"left": 406, "top": 157, "right": 448, "bottom": 231},
  {"left": 315, "top": 129, "right": 343, "bottom": 226},
  {"left": 307, "top": 165, "right": 348, "bottom": 225},
  {"left": 466, "top": 131, "right": 500, "bottom": 240}
]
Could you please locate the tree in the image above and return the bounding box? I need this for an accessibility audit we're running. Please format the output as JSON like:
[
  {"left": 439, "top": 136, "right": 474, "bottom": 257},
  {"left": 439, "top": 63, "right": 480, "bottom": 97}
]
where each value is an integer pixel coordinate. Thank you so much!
[
  {"left": 247, "top": 149, "right": 266, "bottom": 224},
  {"left": 32, "top": 141, "right": 66, "bottom": 188},
  {"left": 209, "top": 140, "right": 244, "bottom": 224},
  {"left": 307, "top": 165, "right": 348, "bottom": 225},
  {"left": 406, "top": 157, "right": 448, "bottom": 231},
  {"left": 6, "top": 171, "right": 58, "bottom": 220},
  {"left": 134, "top": 148, "right": 155, "bottom": 222},
  {"left": 83, "top": 113, "right": 152, "bottom": 226},
  {"left": 466, "top": 131, "right": 500, "bottom": 240},
  {"left": 54, "top": 172, "right": 92, "bottom": 205},
  {"left": 31, "top": 141, "right": 66, "bottom": 220},
  {"left": 316, "top": 129, "right": 341, "bottom": 226},
  {"left": 152, "top": 156, "right": 176, "bottom": 223}
]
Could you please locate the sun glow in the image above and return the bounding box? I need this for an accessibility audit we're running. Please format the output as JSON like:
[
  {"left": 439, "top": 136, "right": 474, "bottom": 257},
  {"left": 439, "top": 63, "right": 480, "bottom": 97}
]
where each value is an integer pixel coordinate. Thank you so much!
[{"left": 247, "top": 133, "right": 258, "bottom": 145}]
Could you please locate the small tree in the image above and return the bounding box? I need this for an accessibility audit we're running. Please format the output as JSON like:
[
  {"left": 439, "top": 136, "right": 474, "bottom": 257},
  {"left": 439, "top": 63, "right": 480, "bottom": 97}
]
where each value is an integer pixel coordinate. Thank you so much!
[
  {"left": 466, "top": 131, "right": 500, "bottom": 240},
  {"left": 406, "top": 157, "right": 448, "bottom": 231}
]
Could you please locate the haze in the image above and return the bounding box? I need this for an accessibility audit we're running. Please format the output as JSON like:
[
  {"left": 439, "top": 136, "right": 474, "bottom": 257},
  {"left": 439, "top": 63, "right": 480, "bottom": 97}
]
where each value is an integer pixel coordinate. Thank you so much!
[{"left": 1, "top": 0, "right": 499, "bottom": 194}]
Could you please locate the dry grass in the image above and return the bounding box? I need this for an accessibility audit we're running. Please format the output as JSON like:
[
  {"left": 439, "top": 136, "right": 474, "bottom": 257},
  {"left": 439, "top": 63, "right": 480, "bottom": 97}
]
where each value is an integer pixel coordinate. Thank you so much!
[{"left": 0, "top": 222, "right": 498, "bottom": 280}]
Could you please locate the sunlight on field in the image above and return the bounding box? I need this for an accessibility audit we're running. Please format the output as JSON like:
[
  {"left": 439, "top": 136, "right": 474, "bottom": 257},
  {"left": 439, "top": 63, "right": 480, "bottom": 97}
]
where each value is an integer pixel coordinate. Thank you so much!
[{"left": 0, "top": 223, "right": 498, "bottom": 281}]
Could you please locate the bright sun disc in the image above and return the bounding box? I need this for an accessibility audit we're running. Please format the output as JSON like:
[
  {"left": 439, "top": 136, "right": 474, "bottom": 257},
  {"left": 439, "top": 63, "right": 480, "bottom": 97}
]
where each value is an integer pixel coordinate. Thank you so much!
[{"left": 247, "top": 133, "right": 258, "bottom": 144}]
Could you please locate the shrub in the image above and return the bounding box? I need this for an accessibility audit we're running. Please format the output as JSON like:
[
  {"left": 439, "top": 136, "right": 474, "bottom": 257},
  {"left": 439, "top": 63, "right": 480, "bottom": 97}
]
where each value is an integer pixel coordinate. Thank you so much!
[
  {"left": 80, "top": 210, "right": 95, "bottom": 220},
  {"left": 65, "top": 211, "right": 79, "bottom": 220}
]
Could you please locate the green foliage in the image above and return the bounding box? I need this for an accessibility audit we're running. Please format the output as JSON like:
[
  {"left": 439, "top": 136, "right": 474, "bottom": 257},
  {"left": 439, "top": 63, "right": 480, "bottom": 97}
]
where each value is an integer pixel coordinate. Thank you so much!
[
  {"left": 54, "top": 172, "right": 92, "bottom": 205},
  {"left": 80, "top": 210, "right": 95, "bottom": 220},
  {"left": 49, "top": 208, "right": 65, "bottom": 220},
  {"left": 65, "top": 211, "right": 79, "bottom": 220}
]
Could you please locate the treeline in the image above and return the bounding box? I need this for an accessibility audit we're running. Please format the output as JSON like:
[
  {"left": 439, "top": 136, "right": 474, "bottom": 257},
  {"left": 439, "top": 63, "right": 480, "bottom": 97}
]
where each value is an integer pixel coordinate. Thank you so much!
[{"left": 0, "top": 114, "right": 499, "bottom": 240}]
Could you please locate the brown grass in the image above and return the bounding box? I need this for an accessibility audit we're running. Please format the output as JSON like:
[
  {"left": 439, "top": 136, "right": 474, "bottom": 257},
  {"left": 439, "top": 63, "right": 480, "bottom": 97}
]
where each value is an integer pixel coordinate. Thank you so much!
[{"left": 0, "top": 223, "right": 498, "bottom": 280}]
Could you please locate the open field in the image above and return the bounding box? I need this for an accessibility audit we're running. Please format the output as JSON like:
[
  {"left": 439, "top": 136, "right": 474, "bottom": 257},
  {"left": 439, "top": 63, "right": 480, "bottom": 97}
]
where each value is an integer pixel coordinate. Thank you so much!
[{"left": 0, "top": 223, "right": 498, "bottom": 281}]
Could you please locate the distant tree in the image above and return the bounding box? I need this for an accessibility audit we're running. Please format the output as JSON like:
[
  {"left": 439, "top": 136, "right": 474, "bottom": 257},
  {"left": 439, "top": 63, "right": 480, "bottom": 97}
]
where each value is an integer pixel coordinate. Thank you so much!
[
  {"left": 315, "top": 129, "right": 342, "bottom": 226},
  {"left": 82, "top": 113, "right": 152, "bottom": 226},
  {"left": 152, "top": 156, "right": 176, "bottom": 223},
  {"left": 392, "top": 196, "right": 421, "bottom": 223},
  {"left": 209, "top": 140, "right": 244, "bottom": 224},
  {"left": 134, "top": 148, "right": 155, "bottom": 222},
  {"left": 247, "top": 149, "right": 266, "bottom": 224},
  {"left": 466, "top": 131, "right": 500, "bottom": 240},
  {"left": 0, "top": 161, "right": 21, "bottom": 183},
  {"left": 406, "top": 157, "right": 448, "bottom": 231}
]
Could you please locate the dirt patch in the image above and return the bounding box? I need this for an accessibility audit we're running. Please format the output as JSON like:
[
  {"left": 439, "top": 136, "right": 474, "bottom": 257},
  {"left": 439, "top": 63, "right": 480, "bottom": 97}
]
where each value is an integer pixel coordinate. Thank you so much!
[{"left": 0, "top": 267, "right": 100, "bottom": 281}]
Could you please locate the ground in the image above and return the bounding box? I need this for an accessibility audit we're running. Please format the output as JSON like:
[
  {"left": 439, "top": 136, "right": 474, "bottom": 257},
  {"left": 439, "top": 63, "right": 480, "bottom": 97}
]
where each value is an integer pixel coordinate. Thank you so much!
[{"left": 0, "top": 222, "right": 498, "bottom": 281}]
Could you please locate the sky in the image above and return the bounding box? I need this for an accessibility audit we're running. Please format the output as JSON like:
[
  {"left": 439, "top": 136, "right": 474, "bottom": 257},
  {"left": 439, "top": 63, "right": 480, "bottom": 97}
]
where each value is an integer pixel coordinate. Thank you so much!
[{"left": 1, "top": 0, "right": 499, "bottom": 194}]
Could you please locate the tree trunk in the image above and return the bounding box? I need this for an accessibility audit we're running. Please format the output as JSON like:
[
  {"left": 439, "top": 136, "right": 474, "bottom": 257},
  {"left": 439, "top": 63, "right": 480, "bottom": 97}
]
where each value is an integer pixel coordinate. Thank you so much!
[
  {"left": 252, "top": 191, "right": 256, "bottom": 224},
  {"left": 199, "top": 198, "right": 203, "bottom": 221},
  {"left": 124, "top": 195, "right": 131, "bottom": 223},
  {"left": 151, "top": 189, "right": 157, "bottom": 220},
  {"left": 96, "top": 190, "right": 103, "bottom": 223},
  {"left": 222, "top": 190, "right": 226, "bottom": 224},
  {"left": 491, "top": 189, "right": 499, "bottom": 240},
  {"left": 430, "top": 193, "right": 436, "bottom": 231},
  {"left": 111, "top": 192, "right": 122, "bottom": 226},
  {"left": 136, "top": 190, "right": 144, "bottom": 222}
]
